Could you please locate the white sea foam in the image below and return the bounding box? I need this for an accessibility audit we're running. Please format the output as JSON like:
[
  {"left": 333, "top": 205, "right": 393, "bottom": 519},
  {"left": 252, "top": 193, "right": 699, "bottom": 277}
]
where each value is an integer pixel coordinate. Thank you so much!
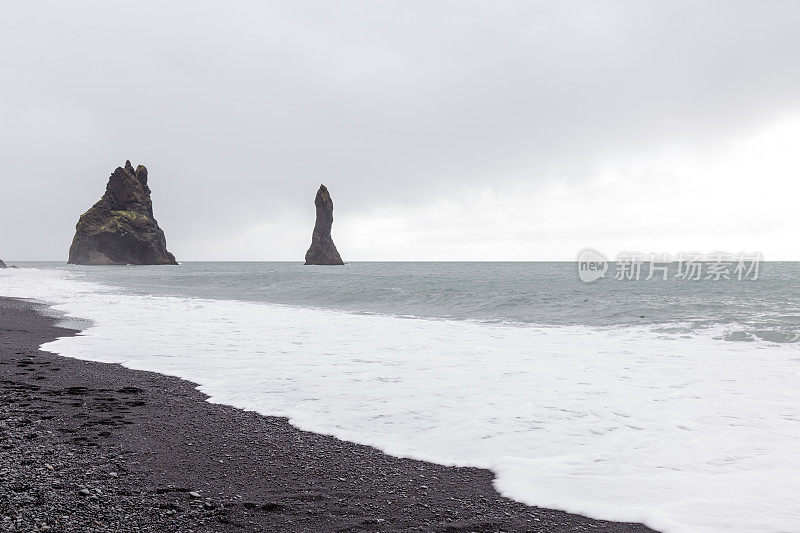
[{"left": 2, "top": 267, "right": 799, "bottom": 533}]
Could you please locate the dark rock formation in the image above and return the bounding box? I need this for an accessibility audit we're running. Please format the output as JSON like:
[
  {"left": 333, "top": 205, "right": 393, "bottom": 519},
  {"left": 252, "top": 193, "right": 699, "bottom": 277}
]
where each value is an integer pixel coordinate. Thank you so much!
[
  {"left": 68, "top": 161, "right": 177, "bottom": 265},
  {"left": 304, "top": 184, "right": 344, "bottom": 265},
  {"left": 0, "top": 259, "right": 6, "bottom": 269}
]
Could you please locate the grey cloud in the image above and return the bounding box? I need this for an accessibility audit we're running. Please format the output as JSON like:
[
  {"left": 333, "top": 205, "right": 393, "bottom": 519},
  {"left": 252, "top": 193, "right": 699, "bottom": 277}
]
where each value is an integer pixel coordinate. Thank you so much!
[{"left": 1, "top": 1, "right": 799, "bottom": 259}]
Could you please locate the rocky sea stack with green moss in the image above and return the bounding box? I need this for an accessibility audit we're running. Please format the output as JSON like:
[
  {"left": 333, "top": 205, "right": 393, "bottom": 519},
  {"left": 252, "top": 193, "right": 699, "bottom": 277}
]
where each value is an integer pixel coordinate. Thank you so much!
[{"left": 68, "top": 161, "right": 177, "bottom": 265}]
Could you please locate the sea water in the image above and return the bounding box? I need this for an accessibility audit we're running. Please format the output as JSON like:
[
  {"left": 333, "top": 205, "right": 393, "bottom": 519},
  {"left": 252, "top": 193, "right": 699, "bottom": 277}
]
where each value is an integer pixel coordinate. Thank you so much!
[{"left": 1, "top": 262, "right": 799, "bottom": 533}]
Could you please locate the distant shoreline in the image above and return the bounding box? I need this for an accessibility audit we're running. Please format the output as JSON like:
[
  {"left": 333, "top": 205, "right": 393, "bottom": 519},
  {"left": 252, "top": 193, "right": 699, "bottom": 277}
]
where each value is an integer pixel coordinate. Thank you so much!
[{"left": 0, "top": 296, "right": 654, "bottom": 532}]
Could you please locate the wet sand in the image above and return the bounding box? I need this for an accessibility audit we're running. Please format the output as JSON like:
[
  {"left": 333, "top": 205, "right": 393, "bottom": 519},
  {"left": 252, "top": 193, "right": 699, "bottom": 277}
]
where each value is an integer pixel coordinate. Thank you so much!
[{"left": 0, "top": 296, "right": 655, "bottom": 532}]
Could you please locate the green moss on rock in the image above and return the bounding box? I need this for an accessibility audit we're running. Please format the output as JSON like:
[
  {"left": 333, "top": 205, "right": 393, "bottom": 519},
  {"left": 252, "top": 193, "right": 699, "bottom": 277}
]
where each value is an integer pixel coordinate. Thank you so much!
[{"left": 67, "top": 161, "right": 177, "bottom": 265}]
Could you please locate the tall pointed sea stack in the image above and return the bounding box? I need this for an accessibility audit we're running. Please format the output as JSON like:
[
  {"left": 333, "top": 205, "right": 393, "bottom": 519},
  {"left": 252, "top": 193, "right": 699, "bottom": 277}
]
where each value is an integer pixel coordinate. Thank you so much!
[
  {"left": 304, "top": 184, "right": 344, "bottom": 265},
  {"left": 68, "top": 161, "right": 177, "bottom": 265}
]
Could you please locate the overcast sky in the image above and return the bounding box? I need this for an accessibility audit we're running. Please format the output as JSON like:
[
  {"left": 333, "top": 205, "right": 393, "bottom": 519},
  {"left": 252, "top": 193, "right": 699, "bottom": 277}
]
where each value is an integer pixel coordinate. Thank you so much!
[{"left": 1, "top": 1, "right": 799, "bottom": 261}]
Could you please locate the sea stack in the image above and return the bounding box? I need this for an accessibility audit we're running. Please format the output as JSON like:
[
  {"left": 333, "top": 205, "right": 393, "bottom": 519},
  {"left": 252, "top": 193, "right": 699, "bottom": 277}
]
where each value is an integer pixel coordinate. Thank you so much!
[
  {"left": 0, "top": 259, "right": 6, "bottom": 269},
  {"left": 304, "top": 184, "right": 344, "bottom": 265},
  {"left": 68, "top": 161, "right": 178, "bottom": 265}
]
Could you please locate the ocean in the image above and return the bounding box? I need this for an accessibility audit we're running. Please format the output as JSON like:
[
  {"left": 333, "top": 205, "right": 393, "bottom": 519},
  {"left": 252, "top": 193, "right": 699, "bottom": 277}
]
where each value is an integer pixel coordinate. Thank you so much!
[{"left": 1, "top": 262, "right": 799, "bottom": 533}]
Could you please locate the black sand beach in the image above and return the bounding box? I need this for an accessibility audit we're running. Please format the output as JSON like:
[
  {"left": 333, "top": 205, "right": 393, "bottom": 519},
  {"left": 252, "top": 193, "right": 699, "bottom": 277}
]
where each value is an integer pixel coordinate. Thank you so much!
[{"left": 0, "top": 297, "right": 655, "bottom": 532}]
